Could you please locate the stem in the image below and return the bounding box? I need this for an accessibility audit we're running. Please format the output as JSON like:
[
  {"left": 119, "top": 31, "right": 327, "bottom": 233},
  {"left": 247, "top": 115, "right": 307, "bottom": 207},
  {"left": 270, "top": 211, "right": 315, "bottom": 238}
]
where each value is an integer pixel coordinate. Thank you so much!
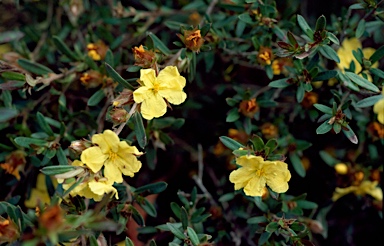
[
  {"left": 114, "top": 103, "right": 137, "bottom": 136},
  {"left": 199, "top": 0, "right": 218, "bottom": 26}
]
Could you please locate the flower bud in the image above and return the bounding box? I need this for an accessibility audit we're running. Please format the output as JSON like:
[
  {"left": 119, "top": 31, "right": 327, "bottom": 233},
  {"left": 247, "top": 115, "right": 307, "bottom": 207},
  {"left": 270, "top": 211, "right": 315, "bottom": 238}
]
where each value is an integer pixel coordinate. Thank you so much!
[
  {"left": 0, "top": 216, "right": 19, "bottom": 244},
  {"left": 238, "top": 98, "right": 259, "bottom": 118},
  {"left": 334, "top": 163, "right": 348, "bottom": 175},
  {"left": 69, "top": 140, "right": 90, "bottom": 155},
  {"left": 108, "top": 107, "right": 129, "bottom": 125},
  {"left": 112, "top": 89, "right": 133, "bottom": 107},
  {"left": 177, "top": 29, "right": 205, "bottom": 53}
]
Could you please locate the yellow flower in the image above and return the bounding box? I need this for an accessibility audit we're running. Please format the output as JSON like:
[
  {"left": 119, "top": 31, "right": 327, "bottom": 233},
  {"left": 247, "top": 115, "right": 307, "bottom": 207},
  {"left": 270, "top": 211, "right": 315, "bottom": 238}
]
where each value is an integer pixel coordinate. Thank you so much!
[
  {"left": 334, "top": 163, "right": 348, "bottom": 175},
  {"left": 25, "top": 173, "right": 57, "bottom": 208},
  {"left": 133, "top": 66, "right": 187, "bottom": 120},
  {"left": 337, "top": 38, "right": 378, "bottom": 75},
  {"left": 373, "top": 88, "right": 384, "bottom": 124},
  {"left": 229, "top": 155, "right": 291, "bottom": 196},
  {"left": 80, "top": 130, "right": 143, "bottom": 183},
  {"left": 332, "top": 180, "right": 383, "bottom": 201}
]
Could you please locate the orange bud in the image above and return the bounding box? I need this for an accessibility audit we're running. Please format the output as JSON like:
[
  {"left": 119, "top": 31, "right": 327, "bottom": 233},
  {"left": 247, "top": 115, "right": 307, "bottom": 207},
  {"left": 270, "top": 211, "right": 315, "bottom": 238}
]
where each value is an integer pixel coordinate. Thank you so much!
[{"left": 238, "top": 98, "right": 259, "bottom": 118}]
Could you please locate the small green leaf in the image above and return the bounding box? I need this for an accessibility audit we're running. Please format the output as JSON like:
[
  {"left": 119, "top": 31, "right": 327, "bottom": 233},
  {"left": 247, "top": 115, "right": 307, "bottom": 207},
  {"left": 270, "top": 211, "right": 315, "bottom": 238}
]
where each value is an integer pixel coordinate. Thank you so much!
[
  {"left": 326, "top": 32, "right": 339, "bottom": 45},
  {"left": 259, "top": 232, "right": 272, "bottom": 245},
  {"left": 40, "top": 165, "right": 76, "bottom": 175},
  {"left": 133, "top": 112, "right": 147, "bottom": 149},
  {"left": 313, "top": 104, "right": 333, "bottom": 114},
  {"left": 53, "top": 36, "right": 80, "bottom": 61},
  {"left": 316, "top": 120, "right": 333, "bottom": 134},
  {"left": 247, "top": 216, "right": 268, "bottom": 224},
  {"left": 180, "top": 207, "right": 188, "bottom": 230},
  {"left": 89, "top": 235, "right": 98, "bottom": 246},
  {"left": 297, "top": 15, "right": 314, "bottom": 38},
  {"left": 318, "top": 45, "right": 340, "bottom": 63},
  {"left": 287, "top": 31, "right": 298, "bottom": 46},
  {"left": 218, "top": 193, "right": 235, "bottom": 202},
  {"left": 355, "top": 94, "right": 383, "bottom": 108},
  {"left": 342, "top": 124, "right": 358, "bottom": 144},
  {"left": 14, "top": 137, "right": 48, "bottom": 148},
  {"left": 200, "top": 23, "right": 211, "bottom": 37},
  {"left": 370, "top": 68, "right": 384, "bottom": 79},
  {"left": 319, "top": 150, "right": 339, "bottom": 167},
  {"left": 250, "top": 135, "right": 264, "bottom": 151},
  {"left": 315, "top": 15, "right": 326, "bottom": 32},
  {"left": 0, "top": 108, "right": 18, "bottom": 122},
  {"left": 17, "top": 58, "right": 53, "bottom": 75},
  {"left": 313, "top": 70, "right": 337, "bottom": 81},
  {"left": 226, "top": 98, "right": 238, "bottom": 107},
  {"left": 148, "top": 32, "right": 171, "bottom": 56},
  {"left": 166, "top": 223, "right": 186, "bottom": 240},
  {"left": 36, "top": 112, "right": 54, "bottom": 136},
  {"left": 170, "top": 202, "right": 181, "bottom": 219},
  {"left": 289, "top": 152, "right": 305, "bottom": 178},
  {"left": 125, "top": 237, "right": 134, "bottom": 246},
  {"left": 105, "top": 63, "right": 134, "bottom": 90},
  {"left": 296, "top": 200, "right": 318, "bottom": 209},
  {"left": 269, "top": 78, "right": 290, "bottom": 88},
  {"left": 187, "top": 227, "right": 199, "bottom": 246},
  {"left": 226, "top": 108, "right": 240, "bottom": 122},
  {"left": 87, "top": 89, "right": 105, "bottom": 106},
  {"left": 219, "top": 136, "right": 244, "bottom": 151},
  {"left": 345, "top": 71, "right": 380, "bottom": 92},
  {"left": 1, "top": 72, "right": 25, "bottom": 81},
  {"left": 129, "top": 204, "right": 145, "bottom": 226},
  {"left": 238, "top": 13, "right": 254, "bottom": 25},
  {"left": 105, "top": 49, "right": 114, "bottom": 67},
  {"left": 265, "top": 139, "right": 278, "bottom": 153},
  {"left": 369, "top": 45, "right": 384, "bottom": 64},
  {"left": 266, "top": 221, "right": 279, "bottom": 233},
  {"left": 139, "top": 197, "right": 157, "bottom": 217},
  {"left": 127, "top": 65, "right": 142, "bottom": 72},
  {"left": 356, "top": 19, "right": 366, "bottom": 38},
  {"left": 333, "top": 123, "right": 341, "bottom": 134},
  {"left": 0, "top": 30, "right": 24, "bottom": 43},
  {"left": 134, "top": 182, "right": 168, "bottom": 194},
  {"left": 296, "top": 83, "right": 305, "bottom": 102}
]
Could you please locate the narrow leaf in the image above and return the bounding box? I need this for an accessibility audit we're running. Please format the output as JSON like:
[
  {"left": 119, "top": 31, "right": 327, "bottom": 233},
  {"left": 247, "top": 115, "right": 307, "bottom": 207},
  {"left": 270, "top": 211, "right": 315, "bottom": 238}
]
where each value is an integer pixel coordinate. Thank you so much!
[
  {"left": 318, "top": 45, "right": 340, "bottom": 63},
  {"left": 18, "top": 58, "right": 53, "bottom": 75},
  {"left": 148, "top": 32, "right": 171, "bottom": 56},
  {"left": 342, "top": 124, "right": 358, "bottom": 144},
  {"left": 14, "top": 137, "right": 48, "bottom": 148},
  {"left": 369, "top": 45, "right": 384, "bottom": 64},
  {"left": 355, "top": 95, "right": 383, "bottom": 108},
  {"left": 289, "top": 152, "right": 306, "bottom": 177},
  {"left": 180, "top": 207, "right": 188, "bottom": 230},
  {"left": 219, "top": 136, "right": 244, "bottom": 151},
  {"left": 269, "top": 78, "right": 291, "bottom": 88},
  {"left": 53, "top": 36, "right": 80, "bottom": 61},
  {"left": 187, "top": 227, "right": 199, "bottom": 246},
  {"left": 166, "top": 223, "right": 186, "bottom": 240},
  {"left": 0, "top": 108, "right": 18, "bottom": 122},
  {"left": 313, "top": 70, "right": 337, "bottom": 81},
  {"left": 87, "top": 89, "right": 105, "bottom": 106},
  {"left": 316, "top": 120, "right": 333, "bottom": 134},
  {"left": 36, "top": 112, "right": 54, "bottom": 136},
  {"left": 345, "top": 71, "right": 380, "bottom": 92},
  {"left": 313, "top": 104, "right": 333, "bottom": 114},
  {"left": 297, "top": 15, "right": 314, "bottom": 38},
  {"left": 105, "top": 63, "right": 134, "bottom": 90},
  {"left": 133, "top": 112, "right": 147, "bottom": 148},
  {"left": 134, "top": 182, "right": 168, "bottom": 194},
  {"left": 40, "top": 165, "right": 76, "bottom": 175},
  {"left": 356, "top": 19, "right": 365, "bottom": 38}
]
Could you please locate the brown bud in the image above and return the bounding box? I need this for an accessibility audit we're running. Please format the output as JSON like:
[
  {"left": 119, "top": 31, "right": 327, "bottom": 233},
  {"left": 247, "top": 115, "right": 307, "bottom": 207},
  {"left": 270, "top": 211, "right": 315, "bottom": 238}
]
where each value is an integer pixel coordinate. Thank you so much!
[
  {"left": 0, "top": 216, "right": 19, "bottom": 244},
  {"left": 238, "top": 98, "right": 259, "bottom": 118},
  {"left": 109, "top": 107, "right": 129, "bottom": 125},
  {"left": 132, "top": 45, "right": 156, "bottom": 68},
  {"left": 38, "top": 205, "right": 64, "bottom": 232},
  {"left": 178, "top": 29, "right": 204, "bottom": 53},
  {"left": 80, "top": 70, "right": 104, "bottom": 88}
]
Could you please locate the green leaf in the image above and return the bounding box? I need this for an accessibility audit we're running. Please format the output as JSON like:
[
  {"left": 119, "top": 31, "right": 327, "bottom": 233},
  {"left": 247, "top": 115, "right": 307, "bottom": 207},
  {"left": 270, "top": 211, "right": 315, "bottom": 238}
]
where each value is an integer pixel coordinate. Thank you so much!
[
  {"left": 14, "top": 137, "right": 48, "bottom": 148},
  {"left": 370, "top": 45, "right": 384, "bottom": 64},
  {"left": 315, "top": 15, "right": 326, "bottom": 32},
  {"left": 327, "top": 32, "right": 339, "bottom": 45},
  {"left": 356, "top": 19, "right": 365, "bottom": 38},
  {"left": 370, "top": 68, "right": 384, "bottom": 79},
  {"left": 355, "top": 94, "right": 383, "bottom": 108},
  {"left": 345, "top": 71, "right": 380, "bottom": 92},
  {"left": 269, "top": 78, "right": 290, "bottom": 88},
  {"left": 125, "top": 237, "right": 135, "bottom": 246},
  {"left": 313, "top": 104, "right": 333, "bottom": 114},
  {"left": 259, "top": 232, "right": 272, "bottom": 245},
  {"left": 319, "top": 150, "right": 338, "bottom": 167},
  {"left": 247, "top": 216, "right": 268, "bottom": 224},
  {"left": 226, "top": 108, "right": 240, "bottom": 122},
  {"left": 219, "top": 136, "right": 244, "bottom": 151},
  {"left": 56, "top": 147, "right": 68, "bottom": 165},
  {"left": 296, "top": 200, "right": 318, "bottom": 209},
  {"left": 140, "top": 197, "right": 157, "bottom": 217},
  {"left": 53, "top": 36, "right": 80, "bottom": 61},
  {"left": 238, "top": 13, "right": 254, "bottom": 25},
  {"left": 250, "top": 135, "right": 264, "bottom": 151},
  {"left": 166, "top": 223, "right": 186, "bottom": 240},
  {"left": 266, "top": 221, "right": 279, "bottom": 233},
  {"left": 297, "top": 15, "right": 314, "bottom": 38},
  {"left": 105, "top": 49, "right": 114, "bottom": 67},
  {"left": 265, "top": 139, "right": 278, "bottom": 153},
  {"left": 127, "top": 65, "right": 142, "bottom": 72},
  {"left": 349, "top": 3, "right": 365, "bottom": 9},
  {"left": 129, "top": 204, "right": 145, "bottom": 226},
  {"left": 148, "top": 32, "right": 171, "bottom": 56},
  {"left": 89, "top": 235, "right": 98, "bottom": 246},
  {"left": 289, "top": 152, "right": 305, "bottom": 178},
  {"left": 333, "top": 123, "right": 342, "bottom": 134},
  {"left": 296, "top": 83, "right": 305, "bottom": 102},
  {"left": 316, "top": 120, "right": 332, "bottom": 134},
  {"left": 342, "top": 124, "right": 358, "bottom": 144},
  {"left": 254, "top": 196, "right": 268, "bottom": 212},
  {"left": 0, "top": 30, "right": 24, "bottom": 43},
  {"left": 1, "top": 71, "right": 26, "bottom": 81},
  {"left": 40, "top": 165, "right": 76, "bottom": 175},
  {"left": 187, "top": 227, "right": 199, "bottom": 246},
  {"left": 170, "top": 202, "right": 181, "bottom": 219},
  {"left": 87, "top": 89, "right": 105, "bottom": 106},
  {"left": 84, "top": 55, "right": 98, "bottom": 71},
  {"left": 105, "top": 62, "right": 134, "bottom": 90},
  {"left": 318, "top": 45, "right": 340, "bottom": 63},
  {"left": 0, "top": 108, "right": 18, "bottom": 122},
  {"left": 200, "top": 23, "right": 211, "bottom": 37},
  {"left": 287, "top": 31, "right": 298, "bottom": 46},
  {"left": 134, "top": 182, "right": 168, "bottom": 194},
  {"left": 313, "top": 70, "right": 337, "bottom": 81},
  {"left": 17, "top": 58, "right": 53, "bottom": 75},
  {"left": 180, "top": 207, "right": 188, "bottom": 230},
  {"left": 133, "top": 112, "right": 147, "bottom": 149},
  {"left": 36, "top": 112, "right": 54, "bottom": 136}
]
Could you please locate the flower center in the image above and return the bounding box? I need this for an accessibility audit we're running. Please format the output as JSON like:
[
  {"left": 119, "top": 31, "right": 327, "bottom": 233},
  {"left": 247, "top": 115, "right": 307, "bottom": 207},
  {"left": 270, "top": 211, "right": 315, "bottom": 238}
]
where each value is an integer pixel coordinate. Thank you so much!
[
  {"left": 152, "top": 82, "right": 160, "bottom": 93},
  {"left": 256, "top": 169, "right": 264, "bottom": 177},
  {"left": 109, "top": 151, "right": 117, "bottom": 161}
]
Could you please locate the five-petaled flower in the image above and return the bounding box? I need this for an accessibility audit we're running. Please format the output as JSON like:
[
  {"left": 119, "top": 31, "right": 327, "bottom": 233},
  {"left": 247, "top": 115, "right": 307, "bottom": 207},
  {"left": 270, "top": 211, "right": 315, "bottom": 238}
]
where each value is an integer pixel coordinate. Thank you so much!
[
  {"left": 133, "top": 66, "right": 187, "bottom": 120},
  {"left": 229, "top": 154, "right": 291, "bottom": 196},
  {"left": 81, "top": 130, "right": 143, "bottom": 183}
]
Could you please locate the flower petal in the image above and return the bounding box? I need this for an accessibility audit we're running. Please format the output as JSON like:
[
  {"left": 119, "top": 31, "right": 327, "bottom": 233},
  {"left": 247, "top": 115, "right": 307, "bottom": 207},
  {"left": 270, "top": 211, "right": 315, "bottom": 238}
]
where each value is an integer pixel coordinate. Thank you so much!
[
  {"left": 133, "top": 86, "right": 153, "bottom": 104},
  {"left": 92, "top": 130, "right": 120, "bottom": 153},
  {"left": 81, "top": 146, "right": 107, "bottom": 173},
  {"left": 88, "top": 180, "right": 118, "bottom": 201},
  {"left": 157, "top": 66, "right": 186, "bottom": 88},
  {"left": 140, "top": 69, "right": 156, "bottom": 87},
  {"left": 116, "top": 155, "right": 142, "bottom": 177},
  {"left": 236, "top": 155, "right": 264, "bottom": 169},
  {"left": 243, "top": 175, "right": 266, "bottom": 196},
  {"left": 140, "top": 93, "right": 167, "bottom": 120},
  {"left": 118, "top": 141, "right": 143, "bottom": 155},
  {"left": 160, "top": 89, "right": 187, "bottom": 105},
  {"left": 229, "top": 167, "right": 254, "bottom": 188},
  {"left": 104, "top": 159, "right": 123, "bottom": 183},
  {"left": 264, "top": 161, "right": 291, "bottom": 193}
]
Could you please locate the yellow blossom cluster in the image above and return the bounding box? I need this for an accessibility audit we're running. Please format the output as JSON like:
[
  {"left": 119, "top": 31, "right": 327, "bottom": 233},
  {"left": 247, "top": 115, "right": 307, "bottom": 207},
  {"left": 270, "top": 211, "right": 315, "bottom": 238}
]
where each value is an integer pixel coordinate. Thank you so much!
[
  {"left": 229, "top": 154, "right": 291, "bottom": 196},
  {"left": 59, "top": 130, "right": 143, "bottom": 201}
]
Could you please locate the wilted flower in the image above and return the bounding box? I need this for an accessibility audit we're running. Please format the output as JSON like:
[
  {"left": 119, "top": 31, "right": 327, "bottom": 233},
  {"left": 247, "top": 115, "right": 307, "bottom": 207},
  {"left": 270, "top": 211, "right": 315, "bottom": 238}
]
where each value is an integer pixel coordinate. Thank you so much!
[
  {"left": 229, "top": 154, "right": 291, "bottom": 196},
  {"left": 257, "top": 46, "right": 273, "bottom": 66},
  {"left": 38, "top": 205, "right": 64, "bottom": 232},
  {"left": 238, "top": 98, "right": 259, "bottom": 118},
  {"left": 108, "top": 107, "right": 129, "bottom": 125},
  {"left": 260, "top": 123, "right": 279, "bottom": 139},
  {"left": 87, "top": 41, "right": 108, "bottom": 61},
  {"left": 332, "top": 180, "right": 383, "bottom": 201},
  {"left": 0, "top": 150, "right": 26, "bottom": 180},
  {"left": 112, "top": 88, "right": 133, "bottom": 107},
  {"left": 133, "top": 66, "right": 187, "bottom": 120},
  {"left": 177, "top": 29, "right": 204, "bottom": 53},
  {"left": 367, "top": 122, "right": 384, "bottom": 139},
  {"left": 271, "top": 58, "right": 292, "bottom": 75},
  {"left": 132, "top": 45, "right": 156, "bottom": 68},
  {"left": 301, "top": 92, "right": 318, "bottom": 109},
  {"left": 0, "top": 216, "right": 19, "bottom": 244},
  {"left": 373, "top": 88, "right": 384, "bottom": 124},
  {"left": 80, "top": 70, "right": 104, "bottom": 88},
  {"left": 81, "top": 130, "right": 143, "bottom": 183}
]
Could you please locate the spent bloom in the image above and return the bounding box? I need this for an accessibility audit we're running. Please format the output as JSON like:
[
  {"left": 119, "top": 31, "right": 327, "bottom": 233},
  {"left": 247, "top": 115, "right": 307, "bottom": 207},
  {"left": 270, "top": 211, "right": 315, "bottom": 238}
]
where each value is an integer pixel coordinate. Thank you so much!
[
  {"left": 229, "top": 154, "right": 291, "bottom": 196},
  {"left": 132, "top": 45, "right": 156, "bottom": 68},
  {"left": 177, "top": 29, "right": 205, "bottom": 53},
  {"left": 0, "top": 150, "right": 26, "bottom": 180},
  {"left": 373, "top": 88, "right": 384, "bottom": 124},
  {"left": 87, "top": 40, "right": 108, "bottom": 61},
  {"left": 81, "top": 130, "right": 143, "bottom": 183},
  {"left": 332, "top": 180, "right": 383, "bottom": 201},
  {"left": 0, "top": 216, "right": 19, "bottom": 244},
  {"left": 133, "top": 66, "right": 187, "bottom": 120}
]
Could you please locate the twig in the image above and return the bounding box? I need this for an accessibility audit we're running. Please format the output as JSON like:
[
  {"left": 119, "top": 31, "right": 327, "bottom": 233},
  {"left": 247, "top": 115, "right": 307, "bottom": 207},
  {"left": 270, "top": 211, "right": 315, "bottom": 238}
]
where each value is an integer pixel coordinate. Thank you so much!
[
  {"left": 114, "top": 103, "right": 137, "bottom": 136},
  {"left": 199, "top": 0, "right": 219, "bottom": 26}
]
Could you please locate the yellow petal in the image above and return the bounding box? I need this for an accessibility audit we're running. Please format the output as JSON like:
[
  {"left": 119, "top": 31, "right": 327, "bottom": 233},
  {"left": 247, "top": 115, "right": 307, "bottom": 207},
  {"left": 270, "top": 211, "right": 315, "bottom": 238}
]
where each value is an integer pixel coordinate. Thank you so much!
[
  {"left": 264, "top": 161, "right": 291, "bottom": 193},
  {"left": 373, "top": 99, "right": 384, "bottom": 124},
  {"left": 243, "top": 175, "right": 266, "bottom": 196},
  {"left": 92, "top": 130, "right": 120, "bottom": 153},
  {"left": 24, "top": 188, "right": 51, "bottom": 208},
  {"left": 362, "top": 48, "right": 378, "bottom": 68},
  {"left": 133, "top": 86, "right": 153, "bottom": 104},
  {"left": 72, "top": 160, "right": 85, "bottom": 167},
  {"left": 140, "top": 69, "right": 156, "bottom": 87},
  {"left": 157, "top": 66, "right": 186, "bottom": 88},
  {"left": 116, "top": 155, "right": 142, "bottom": 177},
  {"left": 159, "top": 89, "right": 187, "bottom": 105},
  {"left": 88, "top": 180, "right": 119, "bottom": 200},
  {"left": 332, "top": 186, "right": 357, "bottom": 201},
  {"left": 80, "top": 146, "right": 107, "bottom": 173},
  {"left": 236, "top": 155, "right": 264, "bottom": 169},
  {"left": 104, "top": 159, "right": 123, "bottom": 183},
  {"left": 140, "top": 93, "right": 167, "bottom": 120},
  {"left": 229, "top": 167, "right": 254, "bottom": 186},
  {"left": 118, "top": 141, "right": 143, "bottom": 155}
]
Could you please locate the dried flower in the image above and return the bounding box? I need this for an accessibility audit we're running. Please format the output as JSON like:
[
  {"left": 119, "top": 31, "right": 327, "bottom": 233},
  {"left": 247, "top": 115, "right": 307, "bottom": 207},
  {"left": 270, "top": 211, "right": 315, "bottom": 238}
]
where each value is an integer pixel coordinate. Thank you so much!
[
  {"left": 80, "top": 70, "right": 104, "bottom": 88},
  {"left": 0, "top": 216, "right": 19, "bottom": 244},
  {"left": 301, "top": 92, "right": 318, "bottom": 109},
  {"left": 260, "top": 123, "right": 279, "bottom": 139},
  {"left": 257, "top": 47, "right": 273, "bottom": 66},
  {"left": 177, "top": 29, "right": 204, "bottom": 53},
  {"left": 238, "top": 98, "right": 259, "bottom": 118},
  {"left": 0, "top": 150, "right": 26, "bottom": 180},
  {"left": 132, "top": 45, "right": 156, "bottom": 68},
  {"left": 87, "top": 41, "right": 108, "bottom": 61}
]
